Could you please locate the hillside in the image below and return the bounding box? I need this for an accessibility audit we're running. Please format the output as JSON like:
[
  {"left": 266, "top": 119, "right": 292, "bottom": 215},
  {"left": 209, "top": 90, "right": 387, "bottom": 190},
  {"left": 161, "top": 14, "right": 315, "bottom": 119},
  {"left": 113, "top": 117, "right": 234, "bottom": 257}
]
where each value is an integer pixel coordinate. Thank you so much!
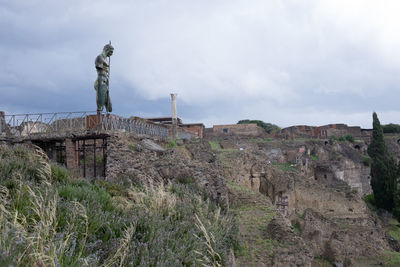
[{"left": 1, "top": 133, "right": 400, "bottom": 266}]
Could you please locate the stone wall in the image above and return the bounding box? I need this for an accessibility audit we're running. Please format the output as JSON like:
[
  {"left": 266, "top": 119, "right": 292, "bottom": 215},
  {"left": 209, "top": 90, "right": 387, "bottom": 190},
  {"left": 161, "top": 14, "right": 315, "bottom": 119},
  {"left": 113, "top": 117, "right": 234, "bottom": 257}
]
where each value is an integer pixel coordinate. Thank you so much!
[
  {"left": 278, "top": 123, "right": 370, "bottom": 139},
  {"left": 209, "top": 123, "right": 265, "bottom": 137}
]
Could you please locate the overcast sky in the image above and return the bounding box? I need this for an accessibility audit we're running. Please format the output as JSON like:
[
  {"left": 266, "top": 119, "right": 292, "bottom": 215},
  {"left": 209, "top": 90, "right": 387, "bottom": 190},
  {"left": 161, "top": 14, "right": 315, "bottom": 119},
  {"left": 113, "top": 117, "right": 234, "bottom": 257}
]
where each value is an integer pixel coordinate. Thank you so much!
[{"left": 1, "top": 0, "right": 399, "bottom": 128}]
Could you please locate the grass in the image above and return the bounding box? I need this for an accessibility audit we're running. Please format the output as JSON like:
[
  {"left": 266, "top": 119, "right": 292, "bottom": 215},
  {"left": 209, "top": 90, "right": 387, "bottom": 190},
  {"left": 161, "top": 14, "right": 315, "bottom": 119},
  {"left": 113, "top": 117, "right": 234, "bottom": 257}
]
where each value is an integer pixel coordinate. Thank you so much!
[
  {"left": 311, "top": 155, "right": 319, "bottom": 160},
  {"left": 313, "top": 256, "right": 334, "bottom": 266},
  {"left": 249, "top": 138, "right": 272, "bottom": 143},
  {"left": 227, "top": 180, "right": 276, "bottom": 265},
  {"left": 129, "top": 143, "right": 135, "bottom": 151},
  {"left": 216, "top": 150, "right": 241, "bottom": 169},
  {"left": 209, "top": 140, "right": 221, "bottom": 150},
  {"left": 0, "top": 144, "right": 238, "bottom": 266},
  {"left": 382, "top": 250, "right": 400, "bottom": 266},
  {"left": 272, "top": 162, "right": 297, "bottom": 172},
  {"left": 387, "top": 219, "right": 400, "bottom": 243},
  {"left": 226, "top": 180, "right": 256, "bottom": 195},
  {"left": 166, "top": 138, "right": 177, "bottom": 148}
]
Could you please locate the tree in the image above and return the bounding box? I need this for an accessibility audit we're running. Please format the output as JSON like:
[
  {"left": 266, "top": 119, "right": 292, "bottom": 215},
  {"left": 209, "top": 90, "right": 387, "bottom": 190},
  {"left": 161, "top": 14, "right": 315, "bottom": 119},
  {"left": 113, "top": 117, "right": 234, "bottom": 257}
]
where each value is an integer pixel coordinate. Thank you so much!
[
  {"left": 382, "top": 123, "right": 400, "bottom": 134},
  {"left": 368, "top": 112, "right": 398, "bottom": 211}
]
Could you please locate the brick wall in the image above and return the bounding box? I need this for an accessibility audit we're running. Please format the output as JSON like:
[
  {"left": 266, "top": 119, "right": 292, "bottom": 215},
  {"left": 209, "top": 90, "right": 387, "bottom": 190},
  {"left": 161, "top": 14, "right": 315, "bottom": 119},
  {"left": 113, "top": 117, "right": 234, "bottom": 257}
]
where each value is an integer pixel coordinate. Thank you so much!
[
  {"left": 181, "top": 124, "right": 205, "bottom": 138},
  {"left": 65, "top": 138, "right": 78, "bottom": 169},
  {"left": 212, "top": 124, "right": 265, "bottom": 136}
]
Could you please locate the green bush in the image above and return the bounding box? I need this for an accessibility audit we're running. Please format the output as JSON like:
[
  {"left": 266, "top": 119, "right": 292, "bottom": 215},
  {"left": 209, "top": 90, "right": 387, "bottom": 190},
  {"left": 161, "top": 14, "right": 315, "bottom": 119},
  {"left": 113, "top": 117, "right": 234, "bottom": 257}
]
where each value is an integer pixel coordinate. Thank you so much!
[
  {"left": 166, "top": 138, "right": 177, "bottom": 148},
  {"left": 363, "top": 194, "right": 376, "bottom": 211},
  {"left": 129, "top": 143, "right": 135, "bottom": 151},
  {"left": 209, "top": 140, "right": 221, "bottom": 150},
  {"left": 382, "top": 123, "right": 400, "bottom": 134},
  {"left": 237, "top": 120, "right": 280, "bottom": 134},
  {"left": 362, "top": 155, "right": 372, "bottom": 166},
  {"left": 293, "top": 222, "right": 301, "bottom": 235},
  {"left": 344, "top": 134, "right": 355, "bottom": 143},
  {"left": 51, "top": 164, "right": 69, "bottom": 183}
]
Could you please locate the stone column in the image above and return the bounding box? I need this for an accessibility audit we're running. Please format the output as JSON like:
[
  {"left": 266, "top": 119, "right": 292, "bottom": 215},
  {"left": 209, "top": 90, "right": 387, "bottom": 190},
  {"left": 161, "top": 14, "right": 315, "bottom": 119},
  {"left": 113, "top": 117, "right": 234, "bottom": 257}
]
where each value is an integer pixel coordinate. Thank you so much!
[{"left": 170, "top": 93, "right": 178, "bottom": 139}]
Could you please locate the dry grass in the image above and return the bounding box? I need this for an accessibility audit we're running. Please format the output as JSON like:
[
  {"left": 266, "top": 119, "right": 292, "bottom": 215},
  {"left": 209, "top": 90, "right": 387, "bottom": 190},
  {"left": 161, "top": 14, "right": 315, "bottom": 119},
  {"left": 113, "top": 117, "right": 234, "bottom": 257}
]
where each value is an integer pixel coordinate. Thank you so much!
[{"left": 0, "top": 144, "right": 238, "bottom": 266}]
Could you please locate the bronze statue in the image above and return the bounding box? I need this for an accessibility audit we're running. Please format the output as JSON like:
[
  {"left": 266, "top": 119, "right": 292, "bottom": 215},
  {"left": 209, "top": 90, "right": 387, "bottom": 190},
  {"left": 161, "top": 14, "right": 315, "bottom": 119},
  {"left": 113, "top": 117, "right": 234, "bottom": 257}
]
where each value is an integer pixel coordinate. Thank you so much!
[{"left": 94, "top": 43, "right": 114, "bottom": 113}]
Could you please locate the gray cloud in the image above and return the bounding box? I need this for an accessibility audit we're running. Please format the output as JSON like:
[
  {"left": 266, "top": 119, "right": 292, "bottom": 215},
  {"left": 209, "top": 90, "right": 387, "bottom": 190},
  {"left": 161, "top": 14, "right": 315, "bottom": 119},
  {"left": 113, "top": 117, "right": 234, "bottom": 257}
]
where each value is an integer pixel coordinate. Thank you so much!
[{"left": 1, "top": 0, "right": 399, "bottom": 128}]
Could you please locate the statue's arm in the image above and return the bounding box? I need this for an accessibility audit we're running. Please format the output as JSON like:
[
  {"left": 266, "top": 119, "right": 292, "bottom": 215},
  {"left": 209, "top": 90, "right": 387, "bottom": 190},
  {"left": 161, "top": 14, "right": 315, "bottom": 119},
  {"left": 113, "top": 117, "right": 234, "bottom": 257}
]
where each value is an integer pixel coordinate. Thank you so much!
[{"left": 95, "top": 55, "right": 108, "bottom": 70}]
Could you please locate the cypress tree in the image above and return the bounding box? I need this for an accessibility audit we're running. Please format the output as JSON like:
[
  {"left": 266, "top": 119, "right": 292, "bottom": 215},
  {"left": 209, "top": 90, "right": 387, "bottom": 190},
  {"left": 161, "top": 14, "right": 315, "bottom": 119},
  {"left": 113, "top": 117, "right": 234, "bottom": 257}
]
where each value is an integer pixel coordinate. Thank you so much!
[{"left": 368, "top": 112, "right": 398, "bottom": 211}]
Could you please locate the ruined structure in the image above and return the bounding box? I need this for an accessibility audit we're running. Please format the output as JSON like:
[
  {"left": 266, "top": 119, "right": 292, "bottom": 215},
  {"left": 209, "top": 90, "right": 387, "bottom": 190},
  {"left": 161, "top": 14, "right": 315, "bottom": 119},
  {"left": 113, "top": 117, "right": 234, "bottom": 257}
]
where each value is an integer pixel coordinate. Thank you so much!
[
  {"left": 278, "top": 123, "right": 372, "bottom": 140},
  {"left": 205, "top": 123, "right": 266, "bottom": 138}
]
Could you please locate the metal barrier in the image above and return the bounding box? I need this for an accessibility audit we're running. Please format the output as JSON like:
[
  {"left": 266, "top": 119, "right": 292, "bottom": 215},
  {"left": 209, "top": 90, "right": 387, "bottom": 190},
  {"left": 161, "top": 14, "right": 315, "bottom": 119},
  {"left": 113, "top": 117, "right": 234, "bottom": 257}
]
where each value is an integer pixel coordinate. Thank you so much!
[
  {"left": 101, "top": 116, "right": 169, "bottom": 139},
  {"left": 0, "top": 111, "right": 169, "bottom": 139},
  {"left": 2, "top": 111, "right": 95, "bottom": 136}
]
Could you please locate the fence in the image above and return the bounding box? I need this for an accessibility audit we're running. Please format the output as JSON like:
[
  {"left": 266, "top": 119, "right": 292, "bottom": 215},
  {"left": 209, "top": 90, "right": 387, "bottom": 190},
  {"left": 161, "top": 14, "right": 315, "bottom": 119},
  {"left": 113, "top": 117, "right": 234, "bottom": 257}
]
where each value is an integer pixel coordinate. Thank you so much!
[
  {"left": 0, "top": 112, "right": 169, "bottom": 139},
  {"left": 101, "top": 116, "right": 169, "bottom": 139}
]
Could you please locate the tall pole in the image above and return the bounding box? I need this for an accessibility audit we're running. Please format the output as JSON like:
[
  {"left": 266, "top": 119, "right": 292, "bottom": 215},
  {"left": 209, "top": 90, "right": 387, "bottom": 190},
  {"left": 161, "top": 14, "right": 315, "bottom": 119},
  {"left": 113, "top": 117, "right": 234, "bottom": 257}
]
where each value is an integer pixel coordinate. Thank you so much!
[
  {"left": 171, "top": 93, "right": 178, "bottom": 139},
  {"left": 107, "top": 40, "right": 111, "bottom": 116}
]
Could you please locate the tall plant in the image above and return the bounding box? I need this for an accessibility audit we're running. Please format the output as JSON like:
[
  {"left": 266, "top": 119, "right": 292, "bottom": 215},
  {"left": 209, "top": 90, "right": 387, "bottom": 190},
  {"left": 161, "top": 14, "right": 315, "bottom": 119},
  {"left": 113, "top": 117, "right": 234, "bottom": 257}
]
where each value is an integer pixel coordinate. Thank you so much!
[{"left": 368, "top": 112, "right": 398, "bottom": 211}]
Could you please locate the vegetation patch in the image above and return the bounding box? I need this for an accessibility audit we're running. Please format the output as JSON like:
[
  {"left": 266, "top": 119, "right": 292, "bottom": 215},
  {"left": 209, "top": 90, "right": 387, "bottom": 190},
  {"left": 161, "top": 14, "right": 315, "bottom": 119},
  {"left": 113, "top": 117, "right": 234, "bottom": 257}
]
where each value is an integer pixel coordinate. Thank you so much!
[
  {"left": 387, "top": 219, "right": 400, "bottom": 243},
  {"left": 0, "top": 145, "right": 238, "bottom": 266},
  {"left": 293, "top": 222, "right": 301, "bottom": 235},
  {"left": 249, "top": 138, "right": 272, "bottom": 143},
  {"left": 166, "top": 137, "right": 177, "bottom": 148},
  {"left": 209, "top": 140, "right": 221, "bottom": 150},
  {"left": 382, "top": 123, "right": 400, "bottom": 134},
  {"left": 237, "top": 120, "right": 280, "bottom": 134},
  {"left": 362, "top": 155, "right": 372, "bottom": 166},
  {"left": 382, "top": 250, "right": 400, "bottom": 267},
  {"left": 272, "top": 162, "right": 297, "bottom": 172}
]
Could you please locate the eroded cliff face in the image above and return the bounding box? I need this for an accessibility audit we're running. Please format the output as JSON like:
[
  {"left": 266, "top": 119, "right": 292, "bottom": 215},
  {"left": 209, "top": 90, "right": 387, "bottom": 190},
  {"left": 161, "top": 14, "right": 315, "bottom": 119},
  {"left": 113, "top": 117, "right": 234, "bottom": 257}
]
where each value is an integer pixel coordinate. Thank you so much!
[
  {"left": 226, "top": 139, "right": 372, "bottom": 196},
  {"left": 211, "top": 137, "right": 396, "bottom": 266}
]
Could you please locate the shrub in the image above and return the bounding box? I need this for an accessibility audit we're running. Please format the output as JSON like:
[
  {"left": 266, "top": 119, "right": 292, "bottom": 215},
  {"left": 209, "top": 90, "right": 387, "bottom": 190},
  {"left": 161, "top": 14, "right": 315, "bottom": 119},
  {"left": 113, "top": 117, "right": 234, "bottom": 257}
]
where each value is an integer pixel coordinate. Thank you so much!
[
  {"left": 129, "top": 143, "right": 135, "bottom": 151},
  {"left": 363, "top": 194, "right": 376, "bottom": 211},
  {"left": 362, "top": 155, "right": 372, "bottom": 166},
  {"left": 237, "top": 120, "right": 280, "bottom": 134},
  {"left": 51, "top": 164, "right": 69, "bottom": 183},
  {"left": 167, "top": 138, "right": 177, "bottom": 148},
  {"left": 344, "top": 134, "right": 355, "bottom": 143},
  {"left": 209, "top": 141, "right": 221, "bottom": 150}
]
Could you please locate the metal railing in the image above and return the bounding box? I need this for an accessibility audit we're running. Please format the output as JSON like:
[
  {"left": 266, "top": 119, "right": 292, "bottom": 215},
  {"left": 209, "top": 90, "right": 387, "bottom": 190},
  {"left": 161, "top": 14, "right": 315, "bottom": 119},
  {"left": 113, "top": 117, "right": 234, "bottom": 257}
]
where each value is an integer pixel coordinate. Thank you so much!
[
  {"left": 1, "top": 111, "right": 95, "bottom": 136},
  {"left": 101, "top": 116, "right": 169, "bottom": 139},
  {"left": 0, "top": 112, "right": 169, "bottom": 139}
]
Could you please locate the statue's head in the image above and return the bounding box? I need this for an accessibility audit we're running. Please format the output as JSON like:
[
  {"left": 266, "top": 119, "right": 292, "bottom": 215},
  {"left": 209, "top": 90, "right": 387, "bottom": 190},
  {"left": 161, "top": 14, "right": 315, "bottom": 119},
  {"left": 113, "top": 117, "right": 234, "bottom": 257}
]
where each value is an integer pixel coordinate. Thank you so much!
[{"left": 103, "top": 43, "right": 114, "bottom": 57}]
